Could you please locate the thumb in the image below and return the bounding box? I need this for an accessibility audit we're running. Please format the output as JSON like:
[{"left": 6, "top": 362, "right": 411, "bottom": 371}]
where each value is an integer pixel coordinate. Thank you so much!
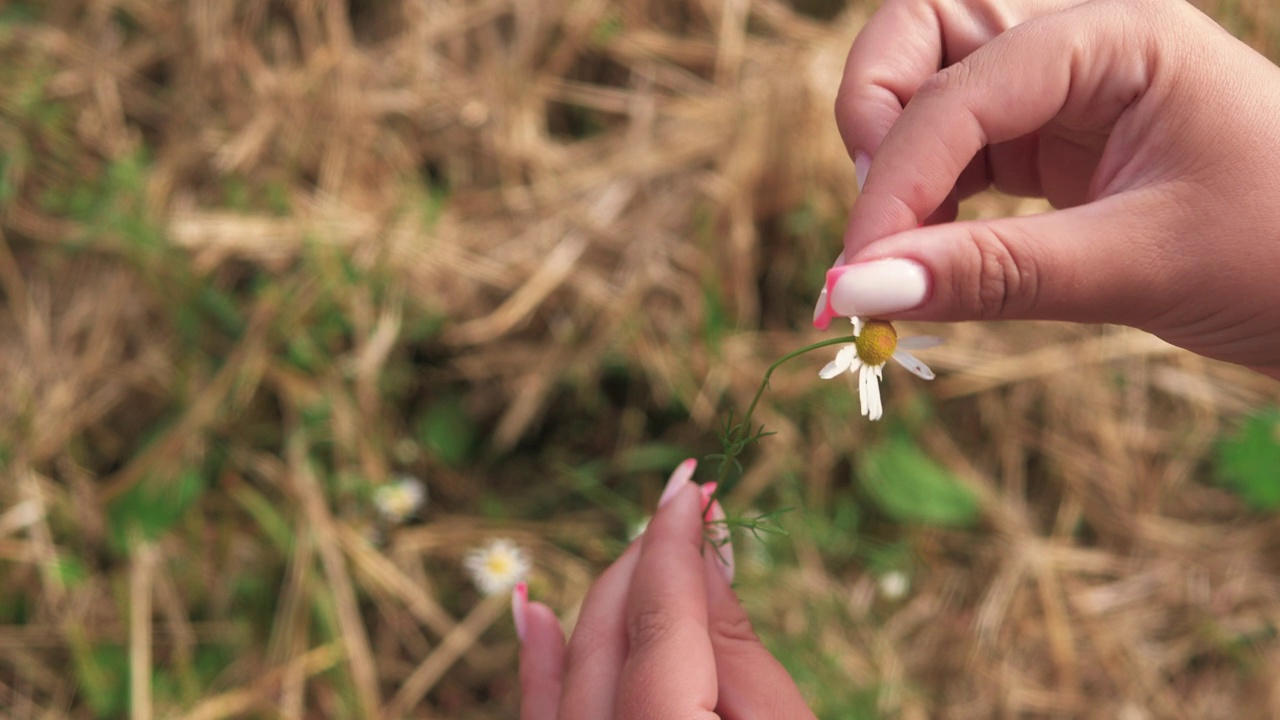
[{"left": 815, "top": 191, "right": 1177, "bottom": 328}]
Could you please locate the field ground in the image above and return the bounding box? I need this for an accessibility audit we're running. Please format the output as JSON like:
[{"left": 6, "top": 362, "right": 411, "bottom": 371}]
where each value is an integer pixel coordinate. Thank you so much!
[{"left": 4, "top": 0, "right": 1280, "bottom": 718}]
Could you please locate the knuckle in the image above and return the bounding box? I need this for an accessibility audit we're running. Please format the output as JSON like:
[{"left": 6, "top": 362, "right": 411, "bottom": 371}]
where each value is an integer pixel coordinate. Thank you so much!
[
  {"left": 916, "top": 61, "right": 973, "bottom": 101},
  {"left": 964, "top": 224, "right": 1039, "bottom": 320},
  {"left": 710, "top": 610, "right": 760, "bottom": 647},
  {"left": 626, "top": 606, "right": 677, "bottom": 654}
]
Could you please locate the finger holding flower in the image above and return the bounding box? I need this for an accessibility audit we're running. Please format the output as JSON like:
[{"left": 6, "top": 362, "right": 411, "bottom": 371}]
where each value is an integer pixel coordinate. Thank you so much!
[{"left": 513, "top": 461, "right": 815, "bottom": 719}]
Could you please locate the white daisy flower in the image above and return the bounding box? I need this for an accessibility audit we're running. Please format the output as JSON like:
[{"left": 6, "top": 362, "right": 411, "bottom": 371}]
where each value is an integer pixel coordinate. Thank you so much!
[
  {"left": 373, "top": 475, "right": 427, "bottom": 523},
  {"left": 464, "top": 538, "right": 531, "bottom": 596},
  {"left": 819, "top": 317, "right": 940, "bottom": 421},
  {"left": 877, "top": 570, "right": 911, "bottom": 601}
]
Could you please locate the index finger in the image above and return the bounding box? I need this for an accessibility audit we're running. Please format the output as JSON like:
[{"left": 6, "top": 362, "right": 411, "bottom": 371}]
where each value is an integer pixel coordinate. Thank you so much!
[
  {"left": 614, "top": 483, "right": 719, "bottom": 720},
  {"left": 835, "top": 0, "right": 1023, "bottom": 165},
  {"left": 838, "top": 3, "right": 1156, "bottom": 265}
]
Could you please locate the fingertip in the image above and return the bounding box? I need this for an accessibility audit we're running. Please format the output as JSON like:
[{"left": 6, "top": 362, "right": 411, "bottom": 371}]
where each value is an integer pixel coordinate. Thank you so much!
[
  {"left": 524, "top": 601, "right": 563, "bottom": 644},
  {"left": 520, "top": 599, "right": 565, "bottom": 663},
  {"left": 650, "top": 481, "right": 703, "bottom": 535},
  {"left": 658, "top": 458, "right": 698, "bottom": 508},
  {"left": 519, "top": 600, "right": 565, "bottom": 720}
]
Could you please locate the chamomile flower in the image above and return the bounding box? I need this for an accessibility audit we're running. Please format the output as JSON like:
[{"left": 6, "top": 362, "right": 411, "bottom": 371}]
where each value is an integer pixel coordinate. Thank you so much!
[
  {"left": 819, "top": 317, "right": 940, "bottom": 421},
  {"left": 877, "top": 570, "right": 911, "bottom": 601},
  {"left": 464, "top": 538, "right": 531, "bottom": 596},
  {"left": 373, "top": 475, "right": 427, "bottom": 523}
]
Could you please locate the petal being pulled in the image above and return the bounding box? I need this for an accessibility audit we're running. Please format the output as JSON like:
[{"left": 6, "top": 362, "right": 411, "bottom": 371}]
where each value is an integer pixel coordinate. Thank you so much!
[{"left": 819, "top": 345, "right": 858, "bottom": 379}]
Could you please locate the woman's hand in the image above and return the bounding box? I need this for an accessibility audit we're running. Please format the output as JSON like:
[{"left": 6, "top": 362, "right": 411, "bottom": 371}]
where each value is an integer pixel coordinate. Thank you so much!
[
  {"left": 513, "top": 460, "right": 816, "bottom": 719},
  {"left": 817, "top": 0, "right": 1280, "bottom": 377}
]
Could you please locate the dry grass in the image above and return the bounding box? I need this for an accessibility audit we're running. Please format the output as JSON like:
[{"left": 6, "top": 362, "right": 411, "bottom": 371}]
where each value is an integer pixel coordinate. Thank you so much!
[{"left": 3, "top": 0, "right": 1280, "bottom": 717}]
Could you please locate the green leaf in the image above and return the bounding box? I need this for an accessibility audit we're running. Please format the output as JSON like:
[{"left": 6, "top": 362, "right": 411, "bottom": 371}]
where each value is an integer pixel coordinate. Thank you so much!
[
  {"left": 51, "top": 555, "right": 89, "bottom": 587},
  {"left": 416, "top": 395, "right": 477, "bottom": 468},
  {"left": 69, "top": 635, "right": 127, "bottom": 718},
  {"left": 107, "top": 467, "right": 206, "bottom": 553},
  {"left": 1214, "top": 407, "right": 1280, "bottom": 510},
  {"left": 857, "top": 435, "right": 979, "bottom": 528},
  {"left": 228, "top": 482, "right": 293, "bottom": 554}
]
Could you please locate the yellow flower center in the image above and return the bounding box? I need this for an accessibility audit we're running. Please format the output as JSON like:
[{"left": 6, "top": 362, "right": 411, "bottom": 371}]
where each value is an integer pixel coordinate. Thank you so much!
[
  {"left": 855, "top": 320, "right": 897, "bottom": 366},
  {"left": 485, "top": 554, "right": 514, "bottom": 577}
]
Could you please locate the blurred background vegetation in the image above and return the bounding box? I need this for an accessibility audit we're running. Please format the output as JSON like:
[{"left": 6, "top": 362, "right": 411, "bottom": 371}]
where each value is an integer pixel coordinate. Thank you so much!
[{"left": 3, "top": 0, "right": 1280, "bottom": 718}]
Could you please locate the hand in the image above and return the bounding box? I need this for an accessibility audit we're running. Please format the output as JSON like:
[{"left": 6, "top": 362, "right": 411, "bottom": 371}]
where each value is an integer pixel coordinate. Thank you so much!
[
  {"left": 817, "top": 0, "right": 1280, "bottom": 377},
  {"left": 512, "top": 460, "right": 816, "bottom": 719}
]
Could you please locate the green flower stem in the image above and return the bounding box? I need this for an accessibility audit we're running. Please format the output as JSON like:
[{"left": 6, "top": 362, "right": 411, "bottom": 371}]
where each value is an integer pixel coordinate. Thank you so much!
[{"left": 713, "top": 333, "right": 858, "bottom": 497}]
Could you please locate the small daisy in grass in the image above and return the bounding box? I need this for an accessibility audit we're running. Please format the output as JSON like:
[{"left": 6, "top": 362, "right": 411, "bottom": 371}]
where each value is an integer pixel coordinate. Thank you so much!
[
  {"left": 877, "top": 570, "right": 911, "bottom": 601},
  {"left": 819, "top": 317, "right": 940, "bottom": 421},
  {"left": 373, "top": 475, "right": 427, "bottom": 523},
  {"left": 464, "top": 538, "right": 531, "bottom": 596}
]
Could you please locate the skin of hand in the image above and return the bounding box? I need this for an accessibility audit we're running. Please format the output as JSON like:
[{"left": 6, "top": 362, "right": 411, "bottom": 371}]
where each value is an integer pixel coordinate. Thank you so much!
[
  {"left": 514, "top": 461, "right": 816, "bottom": 720},
  {"left": 818, "top": 0, "right": 1280, "bottom": 378}
]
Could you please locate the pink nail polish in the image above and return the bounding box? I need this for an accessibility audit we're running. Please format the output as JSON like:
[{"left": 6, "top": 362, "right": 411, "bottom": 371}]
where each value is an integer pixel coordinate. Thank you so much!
[
  {"left": 812, "top": 251, "right": 847, "bottom": 327},
  {"left": 658, "top": 458, "right": 697, "bottom": 508},
  {"left": 512, "top": 582, "right": 529, "bottom": 641},
  {"left": 813, "top": 283, "right": 839, "bottom": 330}
]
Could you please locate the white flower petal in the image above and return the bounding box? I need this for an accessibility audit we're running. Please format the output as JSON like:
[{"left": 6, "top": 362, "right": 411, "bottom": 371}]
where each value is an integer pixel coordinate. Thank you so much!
[
  {"left": 892, "top": 349, "right": 935, "bottom": 380},
  {"left": 897, "top": 335, "right": 943, "bottom": 351},
  {"left": 877, "top": 571, "right": 910, "bottom": 600},
  {"left": 818, "top": 360, "right": 842, "bottom": 380},
  {"left": 819, "top": 345, "right": 857, "bottom": 379},
  {"left": 858, "top": 364, "right": 869, "bottom": 418},
  {"left": 851, "top": 316, "right": 864, "bottom": 336},
  {"left": 464, "top": 538, "right": 531, "bottom": 596},
  {"left": 861, "top": 364, "right": 883, "bottom": 421},
  {"left": 374, "top": 476, "right": 427, "bottom": 522}
]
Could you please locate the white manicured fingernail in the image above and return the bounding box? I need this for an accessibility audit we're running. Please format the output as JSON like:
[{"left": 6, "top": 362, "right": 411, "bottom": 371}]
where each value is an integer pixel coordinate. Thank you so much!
[
  {"left": 827, "top": 258, "right": 929, "bottom": 317},
  {"left": 512, "top": 582, "right": 529, "bottom": 641},
  {"left": 658, "top": 458, "right": 697, "bottom": 508},
  {"left": 855, "top": 151, "right": 871, "bottom": 192},
  {"left": 705, "top": 500, "right": 734, "bottom": 583},
  {"left": 811, "top": 251, "right": 846, "bottom": 325}
]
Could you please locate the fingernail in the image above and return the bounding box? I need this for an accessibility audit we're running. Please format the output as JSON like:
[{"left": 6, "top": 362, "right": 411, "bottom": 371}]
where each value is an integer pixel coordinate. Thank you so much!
[
  {"left": 705, "top": 501, "right": 734, "bottom": 583},
  {"left": 812, "top": 251, "right": 846, "bottom": 326},
  {"left": 855, "top": 151, "right": 871, "bottom": 193},
  {"left": 699, "top": 482, "right": 718, "bottom": 520},
  {"left": 511, "top": 582, "right": 529, "bottom": 642},
  {"left": 658, "top": 458, "right": 697, "bottom": 508},
  {"left": 827, "top": 258, "right": 929, "bottom": 318}
]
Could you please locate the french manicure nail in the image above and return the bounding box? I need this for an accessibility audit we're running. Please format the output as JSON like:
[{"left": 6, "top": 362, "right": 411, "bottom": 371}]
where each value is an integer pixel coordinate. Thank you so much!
[
  {"left": 658, "top": 458, "right": 697, "bottom": 508},
  {"left": 512, "top": 582, "right": 529, "bottom": 642},
  {"left": 706, "top": 500, "right": 735, "bottom": 583},
  {"left": 827, "top": 258, "right": 929, "bottom": 318},
  {"left": 699, "top": 482, "right": 718, "bottom": 520},
  {"left": 855, "top": 151, "right": 871, "bottom": 193},
  {"left": 812, "top": 251, "right": 846, "bottom": 326}
]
